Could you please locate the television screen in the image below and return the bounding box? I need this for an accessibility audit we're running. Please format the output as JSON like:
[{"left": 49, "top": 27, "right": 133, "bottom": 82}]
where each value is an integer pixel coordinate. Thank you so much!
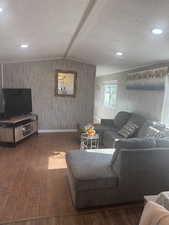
[{"left": 0, "top": 89, "right": 32, "bottom": 118}]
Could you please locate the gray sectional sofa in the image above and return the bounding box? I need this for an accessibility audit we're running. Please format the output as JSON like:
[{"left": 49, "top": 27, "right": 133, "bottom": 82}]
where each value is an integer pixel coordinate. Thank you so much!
[
  {"left": 78, "top": 111, "right": 168, "bottom": 148},
  {"left": 66, "top": 139, "right": 169, "bottom": 209},
  {"left": 66, "top": 112, "right": 169, "bottom": 209}
]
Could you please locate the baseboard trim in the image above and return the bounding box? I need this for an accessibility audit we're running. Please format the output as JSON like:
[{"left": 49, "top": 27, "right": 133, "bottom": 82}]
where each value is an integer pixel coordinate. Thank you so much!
[{"left": 38, "top": 129, "right": 77, "bottom": 133}]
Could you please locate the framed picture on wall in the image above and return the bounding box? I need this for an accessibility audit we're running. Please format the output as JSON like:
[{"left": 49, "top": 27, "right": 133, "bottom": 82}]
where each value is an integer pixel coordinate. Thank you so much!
[{"left": 55, "top": 70, "right": 77, "bottom": 97}]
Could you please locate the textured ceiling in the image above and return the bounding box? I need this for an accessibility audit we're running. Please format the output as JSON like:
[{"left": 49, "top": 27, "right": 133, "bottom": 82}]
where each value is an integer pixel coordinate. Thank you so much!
[{"left": 0, "top": 0, "right": 169, "bottom": 75}]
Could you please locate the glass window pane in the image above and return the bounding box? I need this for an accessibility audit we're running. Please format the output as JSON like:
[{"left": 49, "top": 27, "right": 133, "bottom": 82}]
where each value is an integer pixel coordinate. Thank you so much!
[{"left": 104, "top": 82, "right": 117, "bottom": 107}]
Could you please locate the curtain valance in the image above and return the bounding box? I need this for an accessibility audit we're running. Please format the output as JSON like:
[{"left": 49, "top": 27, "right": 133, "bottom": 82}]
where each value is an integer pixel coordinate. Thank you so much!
[
  {"left": 127, "top": 67, "right": 168, "bottom": 80},
  {"left": 126, "top": 67, "right": 168, "bottom": 90}
]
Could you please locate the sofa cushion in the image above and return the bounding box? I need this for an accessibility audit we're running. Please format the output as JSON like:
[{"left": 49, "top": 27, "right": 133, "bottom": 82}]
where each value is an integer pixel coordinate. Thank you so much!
[
  {"left": 115, "top": 138, "right": 156, "bottom": 149},
  {"left": 129, "top": 113, "right": 146, "bottom": 127},
  {"left": 137, "top": 122, "right": 150, "bottom": 138},
  {"left": 118, "top": 121, "right": 139, "bottom": 138},
  {"left": 103, "top": 130, "right": 123, "bottom": 148},
  {"left": 94, "top": 124, "right": 117, "bottom": 145},
  {"left": 66, "top": 149, "right": 118, "bottom": 191},
  {"left": 113, "top": 111, "right": 131, "bottom": 129},
  {"left": 156, "top": 138, "right": 169, "bottom": 148}
]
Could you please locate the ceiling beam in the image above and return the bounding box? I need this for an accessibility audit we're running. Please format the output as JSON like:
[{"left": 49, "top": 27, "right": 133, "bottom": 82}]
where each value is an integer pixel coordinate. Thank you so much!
[{"left": 64, "top": 0, "right": 97, "bottom": 58}]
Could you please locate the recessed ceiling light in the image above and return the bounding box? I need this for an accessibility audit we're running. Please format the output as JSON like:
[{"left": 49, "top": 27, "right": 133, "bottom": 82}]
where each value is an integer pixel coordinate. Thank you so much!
[
  {"left": 20, "top": 44, "right": 29, "bottom": 48},
  {"left": 0, "top": 8, "right": 3, "bottom": 12},
  {"left": 152, "top": 28, "right": 163, "bottom": 35},
  {"left": 115, "top": 52, "right": 123, "bottom": 56}
]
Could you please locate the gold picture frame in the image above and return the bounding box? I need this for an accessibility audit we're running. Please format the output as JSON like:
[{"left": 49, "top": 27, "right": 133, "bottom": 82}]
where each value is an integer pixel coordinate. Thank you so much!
[{"left": 55, "top": 70, "right": 77, "bottom": 97}]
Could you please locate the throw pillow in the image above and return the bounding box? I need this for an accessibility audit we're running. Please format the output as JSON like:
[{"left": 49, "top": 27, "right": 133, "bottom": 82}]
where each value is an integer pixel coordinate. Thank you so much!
[
  {"left": 139, "top": 201, "right": 169, "bottom": 225},
  {"left": 151, "top": 121, "right": 166, "bottom": 130},
  {"left": 118, "top": 121, "right": 139, "bottom": 138},
  {"left": 115, "top": 137, "right": 156, "bottom": 149},
  {"left": 146, "top": 126, "right": 165, "bottom": 138}
]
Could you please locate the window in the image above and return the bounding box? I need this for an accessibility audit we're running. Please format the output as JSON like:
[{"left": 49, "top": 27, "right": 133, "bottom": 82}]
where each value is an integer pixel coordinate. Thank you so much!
[{"left": 104, "top": 82, "right": 118, "bottom": 107}]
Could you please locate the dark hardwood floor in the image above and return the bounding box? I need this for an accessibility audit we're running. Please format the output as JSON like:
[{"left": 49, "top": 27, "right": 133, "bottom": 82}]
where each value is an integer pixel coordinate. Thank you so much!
[
  {"left": 2, "top": 206, "right": 142, "bottom": 225},
  {"left": 0, "top": 133, "right": 143, "bottom": 224}
]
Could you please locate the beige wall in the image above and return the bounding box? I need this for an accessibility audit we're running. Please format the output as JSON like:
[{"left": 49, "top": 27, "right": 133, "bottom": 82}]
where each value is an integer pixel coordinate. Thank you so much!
[
  {"left": 95, "top": 64, "right": 166, "bottom": 121},
  {"left": 3, "top": 59, "right": 96, "bottom": 130}
]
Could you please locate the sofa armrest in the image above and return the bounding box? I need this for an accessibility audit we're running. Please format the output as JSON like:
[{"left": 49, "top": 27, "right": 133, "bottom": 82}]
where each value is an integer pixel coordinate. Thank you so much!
[
  {"left": 114, "top": 138, "right": 156, "bottom": 149},
  {"left": 101, "top": 119, "right": 114, "bottom": 127}
]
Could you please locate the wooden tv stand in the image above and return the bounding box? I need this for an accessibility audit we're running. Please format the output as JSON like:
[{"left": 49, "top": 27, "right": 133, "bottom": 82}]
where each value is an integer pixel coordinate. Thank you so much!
[{"left": 0, "top": 114, "right": 38, "bottom": 146}]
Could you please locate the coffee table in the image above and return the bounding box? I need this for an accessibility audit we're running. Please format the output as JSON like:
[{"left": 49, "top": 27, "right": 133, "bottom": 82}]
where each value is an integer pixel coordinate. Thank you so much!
[{"left": 80, "top": 133, "right": 99, "bottom": 150}]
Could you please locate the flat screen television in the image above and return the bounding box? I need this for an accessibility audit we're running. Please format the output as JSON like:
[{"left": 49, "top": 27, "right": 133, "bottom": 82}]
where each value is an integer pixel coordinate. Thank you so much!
[{"left": 0, "top": 88, "right": 32, "bottom": 119}]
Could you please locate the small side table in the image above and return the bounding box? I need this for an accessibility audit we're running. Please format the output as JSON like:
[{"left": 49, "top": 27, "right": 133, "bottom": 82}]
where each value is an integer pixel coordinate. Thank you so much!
[{"left": 80, "top": 133, "right": 99, "bottom": 150}]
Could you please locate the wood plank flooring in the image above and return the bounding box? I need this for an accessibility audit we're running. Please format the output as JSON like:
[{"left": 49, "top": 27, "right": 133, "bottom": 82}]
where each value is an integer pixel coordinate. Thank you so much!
[
  {"left": 0, "top": 133, "right": 143, "bottom": 224},
  {"left": 1, "top": 206, "right": 142, "bottom": 225}
]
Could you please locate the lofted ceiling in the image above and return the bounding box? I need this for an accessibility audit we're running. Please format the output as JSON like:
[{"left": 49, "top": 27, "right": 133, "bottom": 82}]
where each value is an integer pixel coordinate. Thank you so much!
[{"left": 0, "top": 0, "right": 169, "bottom": 75}]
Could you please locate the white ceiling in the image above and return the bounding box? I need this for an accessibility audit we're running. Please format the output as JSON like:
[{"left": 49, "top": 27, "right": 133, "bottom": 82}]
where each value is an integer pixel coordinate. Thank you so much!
[
  {"left": 1, "top": 0, "right": 169, "bottom": 75},
  {"left": 0, "top": 0, "right": 89, "bottom": 61}
]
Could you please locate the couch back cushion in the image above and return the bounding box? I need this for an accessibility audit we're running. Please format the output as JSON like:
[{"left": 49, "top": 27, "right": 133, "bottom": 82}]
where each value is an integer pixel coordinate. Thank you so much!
[
  {"left": 114, "top": 111, "right": 131, "bottom": 129},
  {"left": 137, "top": 121, "right": 151, "bottom": 138},
  {"left": 129, "top": 113, "right": 146, "bottom": 127}
]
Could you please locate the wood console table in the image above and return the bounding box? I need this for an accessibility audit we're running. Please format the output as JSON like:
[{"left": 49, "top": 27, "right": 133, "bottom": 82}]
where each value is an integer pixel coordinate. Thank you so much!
[{"left": 0, "top": 113, "right": 38, "bottom": 146}]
